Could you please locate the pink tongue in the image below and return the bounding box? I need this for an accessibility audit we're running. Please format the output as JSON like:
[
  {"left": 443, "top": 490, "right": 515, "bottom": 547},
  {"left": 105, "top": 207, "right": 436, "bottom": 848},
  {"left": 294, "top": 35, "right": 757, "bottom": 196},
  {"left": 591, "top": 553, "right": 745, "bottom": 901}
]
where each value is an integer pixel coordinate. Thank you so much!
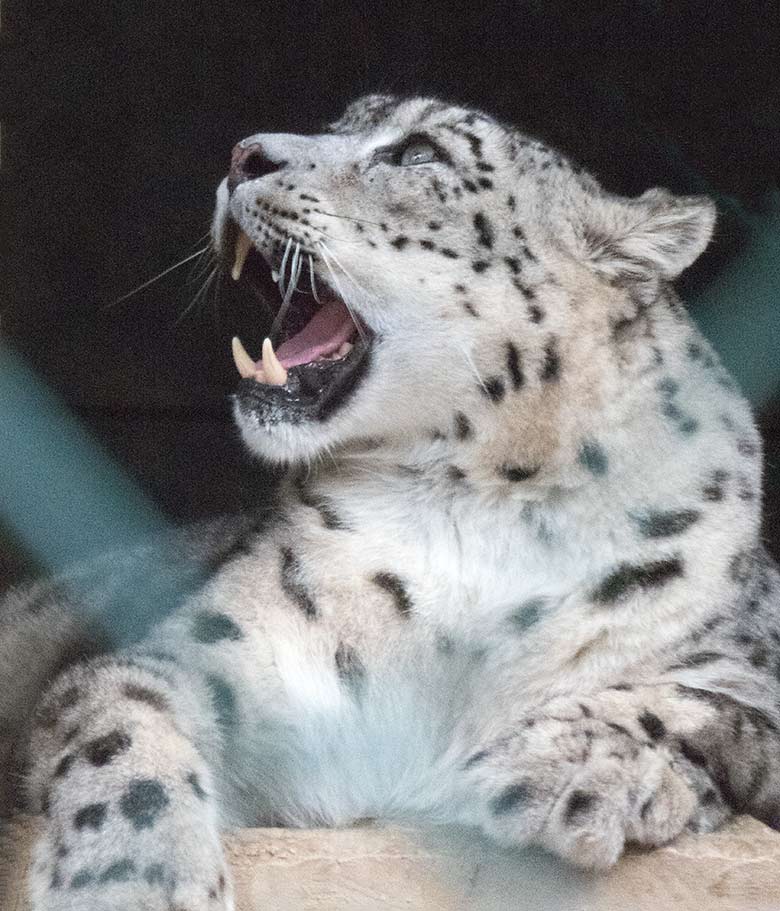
[{"left": 274, "top": 299, "right": 356, "bottom": 369}]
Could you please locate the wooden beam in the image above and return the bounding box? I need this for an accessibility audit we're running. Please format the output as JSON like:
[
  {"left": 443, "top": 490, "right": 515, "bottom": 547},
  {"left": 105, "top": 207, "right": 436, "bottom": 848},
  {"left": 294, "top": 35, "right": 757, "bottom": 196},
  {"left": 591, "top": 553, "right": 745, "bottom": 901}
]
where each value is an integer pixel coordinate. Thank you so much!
[{"left": 3, "top": 815, "right": 780, "bottom": 910}]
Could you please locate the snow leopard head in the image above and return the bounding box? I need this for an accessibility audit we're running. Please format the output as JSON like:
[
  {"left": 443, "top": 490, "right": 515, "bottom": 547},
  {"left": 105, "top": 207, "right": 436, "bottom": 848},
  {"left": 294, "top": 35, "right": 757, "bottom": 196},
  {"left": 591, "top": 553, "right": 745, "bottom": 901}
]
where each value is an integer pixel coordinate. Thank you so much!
[{"left": 212, "top": 94, "right": 715, "bottom": 468}]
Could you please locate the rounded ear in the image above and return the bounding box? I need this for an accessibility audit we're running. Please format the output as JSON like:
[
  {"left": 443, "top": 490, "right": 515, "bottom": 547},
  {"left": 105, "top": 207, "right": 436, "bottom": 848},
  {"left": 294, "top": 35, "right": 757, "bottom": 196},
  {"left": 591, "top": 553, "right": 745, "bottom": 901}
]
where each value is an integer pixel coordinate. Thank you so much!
[{"left": 580, "top": 188, "right": 717, "bottom": 281}]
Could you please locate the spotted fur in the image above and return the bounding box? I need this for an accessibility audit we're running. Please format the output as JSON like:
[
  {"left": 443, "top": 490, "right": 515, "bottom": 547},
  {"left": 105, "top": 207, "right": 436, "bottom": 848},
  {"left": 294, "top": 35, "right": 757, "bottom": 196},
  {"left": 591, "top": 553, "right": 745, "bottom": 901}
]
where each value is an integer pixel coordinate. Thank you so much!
[{"left": 2, "top": 94, "right": 778, "bottom": 910}]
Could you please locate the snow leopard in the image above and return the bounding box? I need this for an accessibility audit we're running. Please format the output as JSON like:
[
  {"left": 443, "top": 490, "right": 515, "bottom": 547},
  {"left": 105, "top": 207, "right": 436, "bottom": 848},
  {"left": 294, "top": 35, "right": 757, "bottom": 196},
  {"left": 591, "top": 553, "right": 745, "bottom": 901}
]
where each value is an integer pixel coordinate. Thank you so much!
[{"left": 1, "top": 93, "right": 779, "bottom": 911}]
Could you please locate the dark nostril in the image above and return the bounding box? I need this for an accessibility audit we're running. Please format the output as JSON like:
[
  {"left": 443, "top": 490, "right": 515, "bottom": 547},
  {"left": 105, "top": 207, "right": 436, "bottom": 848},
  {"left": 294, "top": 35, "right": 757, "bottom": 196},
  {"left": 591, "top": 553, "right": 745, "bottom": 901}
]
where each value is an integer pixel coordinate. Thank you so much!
[
  {"left": 228, "top": 142, "right": 287, "bottom": 191},
  {"left": 241, "top": 149, "right": 280, "bottom": 180}
]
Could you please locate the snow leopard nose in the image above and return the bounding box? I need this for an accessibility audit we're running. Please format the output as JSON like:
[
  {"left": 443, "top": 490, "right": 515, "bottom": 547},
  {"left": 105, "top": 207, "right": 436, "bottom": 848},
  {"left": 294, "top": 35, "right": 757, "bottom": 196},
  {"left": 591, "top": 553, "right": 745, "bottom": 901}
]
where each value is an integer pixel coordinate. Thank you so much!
[{"left": 228, "top": 141, "right": 285, "bottom": 192}]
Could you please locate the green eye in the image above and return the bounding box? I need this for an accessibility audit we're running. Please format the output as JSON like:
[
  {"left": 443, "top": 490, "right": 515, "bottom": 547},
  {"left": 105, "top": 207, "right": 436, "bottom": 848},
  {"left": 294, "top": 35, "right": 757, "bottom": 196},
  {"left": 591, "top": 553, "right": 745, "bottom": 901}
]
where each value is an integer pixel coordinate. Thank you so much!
[
  {"left": 399, "top": 142, "right": 439, "bottom": 166},
  {"left": 370, "top": 135, "right": 448, "bottom": 168}
]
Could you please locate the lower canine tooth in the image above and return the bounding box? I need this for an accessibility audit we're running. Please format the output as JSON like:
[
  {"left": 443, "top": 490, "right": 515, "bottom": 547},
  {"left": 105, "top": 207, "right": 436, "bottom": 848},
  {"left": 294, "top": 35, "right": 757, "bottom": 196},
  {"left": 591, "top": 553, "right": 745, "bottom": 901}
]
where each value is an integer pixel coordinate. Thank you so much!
[
  {"left": 231, "top": 231, "right": 252, "bottom": 281},
  {"left": 231, "top": 336, "right": 256, "bottom": 379},
  {"left": 262, "top": 337, "right": 288, "bottom": 386}
]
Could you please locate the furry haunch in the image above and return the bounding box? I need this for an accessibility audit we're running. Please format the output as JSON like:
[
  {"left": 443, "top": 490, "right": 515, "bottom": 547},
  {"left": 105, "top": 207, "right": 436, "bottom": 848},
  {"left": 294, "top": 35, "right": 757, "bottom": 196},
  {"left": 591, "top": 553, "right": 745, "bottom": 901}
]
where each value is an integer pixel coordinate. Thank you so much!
[{"left": 2, "top": 95, "right": 778, "bottom": 911}]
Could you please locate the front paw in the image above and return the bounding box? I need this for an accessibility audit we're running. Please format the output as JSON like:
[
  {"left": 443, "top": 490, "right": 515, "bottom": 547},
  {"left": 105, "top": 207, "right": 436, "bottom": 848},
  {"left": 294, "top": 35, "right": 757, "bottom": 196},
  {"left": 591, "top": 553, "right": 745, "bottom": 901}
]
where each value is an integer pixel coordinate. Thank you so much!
[
  {"left": 30, "top": 832, "right": 234, "bottom": 911},
  {"left": 466, "top": 711, "right": 697, "bottom": 869}
]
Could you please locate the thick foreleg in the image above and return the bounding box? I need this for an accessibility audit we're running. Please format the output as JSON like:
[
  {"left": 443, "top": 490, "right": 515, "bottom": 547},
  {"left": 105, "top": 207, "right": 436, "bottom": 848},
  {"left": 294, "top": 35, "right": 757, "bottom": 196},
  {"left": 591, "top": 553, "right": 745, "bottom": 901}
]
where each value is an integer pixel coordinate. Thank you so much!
[{"left": 25, "top": 653, "right": 233, "bottom": 911}]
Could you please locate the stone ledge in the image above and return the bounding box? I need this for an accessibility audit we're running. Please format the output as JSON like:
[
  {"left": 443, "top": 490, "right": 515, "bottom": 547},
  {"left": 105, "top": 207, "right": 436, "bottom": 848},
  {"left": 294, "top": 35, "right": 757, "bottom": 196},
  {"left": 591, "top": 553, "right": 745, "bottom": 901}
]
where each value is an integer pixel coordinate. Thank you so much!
[{"left": 3, "top": 816, "right": 780, "bottom": 910}]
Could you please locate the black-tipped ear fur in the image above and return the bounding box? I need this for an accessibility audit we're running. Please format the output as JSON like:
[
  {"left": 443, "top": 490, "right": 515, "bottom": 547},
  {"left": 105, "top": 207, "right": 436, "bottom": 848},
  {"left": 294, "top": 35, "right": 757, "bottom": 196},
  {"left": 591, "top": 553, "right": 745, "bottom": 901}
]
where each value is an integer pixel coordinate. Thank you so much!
[{"left": 581, "top": 188, "right": 716, "bottom": 281}]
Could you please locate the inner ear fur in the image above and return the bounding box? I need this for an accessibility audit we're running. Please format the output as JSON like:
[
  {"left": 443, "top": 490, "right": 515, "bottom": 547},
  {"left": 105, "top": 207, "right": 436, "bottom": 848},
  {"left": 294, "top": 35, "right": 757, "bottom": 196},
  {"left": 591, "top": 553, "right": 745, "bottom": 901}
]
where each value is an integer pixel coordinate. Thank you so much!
[{"left": 581, "top": 187, "right": 717, "bottom": 281}]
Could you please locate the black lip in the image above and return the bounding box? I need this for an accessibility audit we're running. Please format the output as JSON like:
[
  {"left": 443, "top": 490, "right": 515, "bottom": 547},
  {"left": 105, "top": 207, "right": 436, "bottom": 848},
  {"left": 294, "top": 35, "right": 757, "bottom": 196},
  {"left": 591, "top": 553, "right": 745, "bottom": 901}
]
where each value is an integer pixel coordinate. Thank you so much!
[{"left": 233, "top": 339, "right": 372, "bottom": 426}]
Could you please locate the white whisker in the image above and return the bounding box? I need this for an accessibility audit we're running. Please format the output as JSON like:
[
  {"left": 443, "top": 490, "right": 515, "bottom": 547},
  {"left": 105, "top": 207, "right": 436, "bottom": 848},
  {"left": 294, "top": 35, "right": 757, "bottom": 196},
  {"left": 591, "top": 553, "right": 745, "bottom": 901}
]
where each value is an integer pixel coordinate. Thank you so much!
[
  {"left": 187, "top": 246, "right": 218, "bottom": 286},
  {"left": 316, "top": 244, "right": 344, "bottom": 295},
  {"left": 309, "top": 254, "right": 321, "bottom": 303},
  {"left": 291, "top": 242, "right": 302, "bottom": 294},
  {"left": 318, "top": 242, "right": 376, "bottom": 305},
  {"left": 106, "top": 246, "right": 210, "bottom": 308},
  {"left": 318, "top": 243, "right": 368, "bottom": 344},
  {"left": 175, "top": 264, "right": 220, "bottom": 325},
  {"left": 315, "top": 210, "right": 385, "bottom": 229},
  {"left": 296, "top": 247, "right": 304, "bottom": 292},
  {"left": 278, "top": 237, "right": 293, "bottom": 300},
  {"left": 456, "top": 341, "right": 487, "bottom": 393},
  {"left": 270, "top": 241, "right": 304, "bottom": 340}
]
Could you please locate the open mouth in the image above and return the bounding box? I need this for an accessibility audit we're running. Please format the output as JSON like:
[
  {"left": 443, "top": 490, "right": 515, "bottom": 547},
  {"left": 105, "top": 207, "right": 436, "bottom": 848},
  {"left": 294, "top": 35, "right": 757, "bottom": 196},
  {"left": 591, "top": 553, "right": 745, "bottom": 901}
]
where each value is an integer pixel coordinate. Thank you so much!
[{"left": 226, "top": 221, "right": 373, "bottom": 424}]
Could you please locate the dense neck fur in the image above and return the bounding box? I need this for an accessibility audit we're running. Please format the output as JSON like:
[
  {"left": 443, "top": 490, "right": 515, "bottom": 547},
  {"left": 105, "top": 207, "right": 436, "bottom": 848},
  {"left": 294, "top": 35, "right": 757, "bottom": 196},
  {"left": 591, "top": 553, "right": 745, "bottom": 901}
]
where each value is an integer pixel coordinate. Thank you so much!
[
  {"left": 300, "top": 265, "right": 759, "bottom": 523},
  {"left": 287, "top": 275, "right": 762, "bottom": 667}
]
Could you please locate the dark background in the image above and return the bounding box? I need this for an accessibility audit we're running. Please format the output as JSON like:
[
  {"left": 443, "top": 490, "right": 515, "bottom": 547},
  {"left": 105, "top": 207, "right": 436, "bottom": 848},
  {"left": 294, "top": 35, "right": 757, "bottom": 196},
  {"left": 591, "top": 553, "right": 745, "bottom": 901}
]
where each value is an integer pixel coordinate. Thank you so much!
[{"left": 1, "top": 0, "right": 779, "bottom": 586}]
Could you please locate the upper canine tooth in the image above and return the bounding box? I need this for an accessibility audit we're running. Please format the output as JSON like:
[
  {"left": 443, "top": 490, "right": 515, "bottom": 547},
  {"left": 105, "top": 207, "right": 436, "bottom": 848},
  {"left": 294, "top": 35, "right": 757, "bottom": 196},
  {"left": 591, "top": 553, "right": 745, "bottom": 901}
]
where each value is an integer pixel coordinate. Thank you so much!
[
  {"left": 231, "top": 231, "right": 252, "bottom": 281},
  {"left": 262, "top": 337, "right": 288, "bottom": 386},
  {"left": 231, "top": 336, "right": 256, "bottom": 379}
]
